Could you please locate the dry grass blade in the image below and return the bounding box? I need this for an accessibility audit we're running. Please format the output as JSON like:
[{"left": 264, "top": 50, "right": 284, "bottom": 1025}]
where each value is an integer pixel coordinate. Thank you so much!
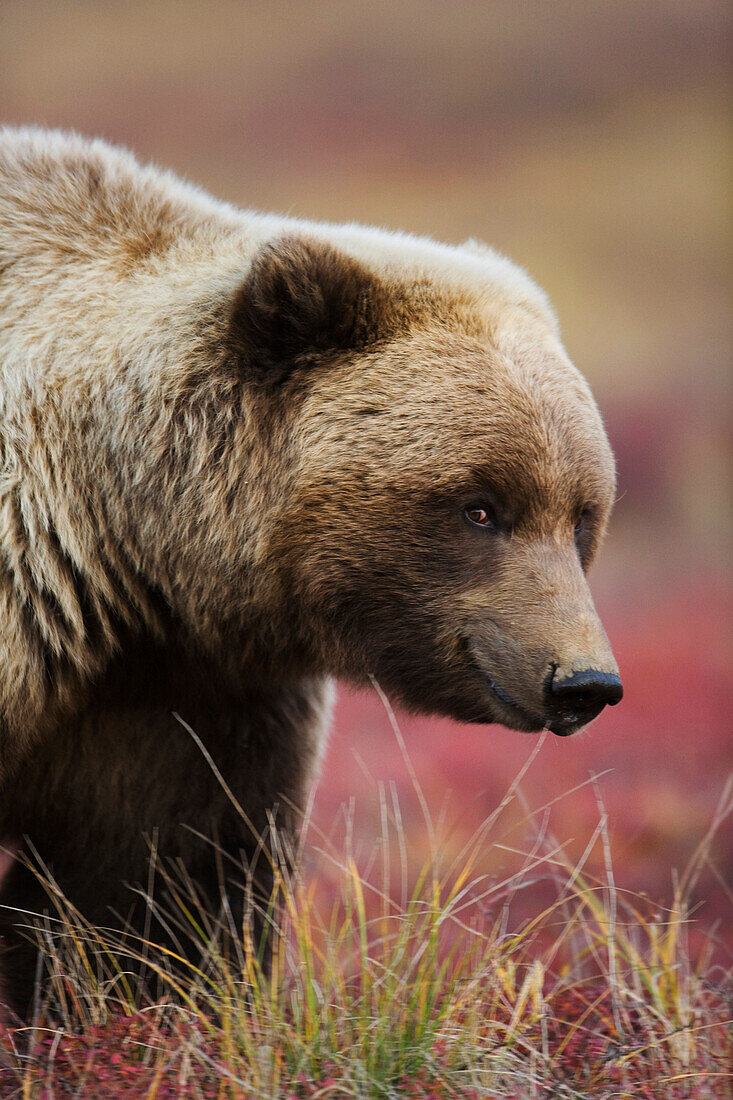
[{"left": 0, "top": 727, "right": 730, "bottom": 1098}]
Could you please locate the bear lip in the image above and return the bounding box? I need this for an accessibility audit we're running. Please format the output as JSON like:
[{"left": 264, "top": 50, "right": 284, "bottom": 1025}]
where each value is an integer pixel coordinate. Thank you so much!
[
  {"left": 460, "top": 636, "right": 547, "bottom": 732},
  {"left": 487, "top": 677, "right": 519, "bottom": 709},
  {"left": 485, "top": 673, "right": 586, "bottom": 737},
  {"left": 485, "top": 676, "right": 546, "bottom": 731}
]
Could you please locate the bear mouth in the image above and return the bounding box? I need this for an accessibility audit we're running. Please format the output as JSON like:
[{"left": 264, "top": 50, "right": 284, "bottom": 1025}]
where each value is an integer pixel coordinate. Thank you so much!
[
  {"left": 462, "top": 637, "right": 581, "bottom": 736},
  {"left": 485, "top": 676, "right": 546, "bottom": 732},
  {"left": 486, "top": 678, "right": 585, "bottom": 737}
]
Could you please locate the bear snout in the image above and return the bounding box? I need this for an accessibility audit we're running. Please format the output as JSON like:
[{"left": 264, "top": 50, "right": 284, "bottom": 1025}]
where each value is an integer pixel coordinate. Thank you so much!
[
  {"left": 463, "top": 615, "right": 622, "bottom": 737},
  {"left": 543, "top": 665, "right": 624, "bottom": 736},
  {"left": 462, "top": 540, "right": 623, "bottom": 736}
]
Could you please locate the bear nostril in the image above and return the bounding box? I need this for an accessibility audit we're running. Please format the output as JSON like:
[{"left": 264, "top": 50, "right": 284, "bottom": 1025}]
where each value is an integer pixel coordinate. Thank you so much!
[{"left": 547, "top": 667, "right": 624, "bottom": 716}]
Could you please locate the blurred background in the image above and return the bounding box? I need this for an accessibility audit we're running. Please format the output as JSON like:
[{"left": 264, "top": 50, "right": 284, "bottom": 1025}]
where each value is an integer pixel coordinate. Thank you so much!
[{"left": 2, "top": 2, "right": 730, "bottom": 946}]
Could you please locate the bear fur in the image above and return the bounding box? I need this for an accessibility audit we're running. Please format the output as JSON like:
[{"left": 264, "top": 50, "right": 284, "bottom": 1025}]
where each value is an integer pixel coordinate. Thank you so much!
[{"left": 0, "top": 128, "right": 620, "bottom": 1017}]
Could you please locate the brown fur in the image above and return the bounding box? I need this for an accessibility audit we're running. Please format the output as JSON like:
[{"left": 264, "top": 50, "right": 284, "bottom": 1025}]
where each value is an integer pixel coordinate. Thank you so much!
[{"left": 0, "top": 128, "right": 620, "bottom": 1018}]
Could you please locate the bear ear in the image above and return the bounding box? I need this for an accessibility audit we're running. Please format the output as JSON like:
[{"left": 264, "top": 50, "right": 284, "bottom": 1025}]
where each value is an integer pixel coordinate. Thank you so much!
[{"left": 229, "top": 236, "right": 390, "bottom": 385}]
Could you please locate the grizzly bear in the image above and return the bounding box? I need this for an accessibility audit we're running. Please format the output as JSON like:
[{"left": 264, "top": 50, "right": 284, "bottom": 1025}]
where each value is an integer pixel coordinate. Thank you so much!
[{"left": 0, "top": 128, "right": 622, "bottom": 1018}]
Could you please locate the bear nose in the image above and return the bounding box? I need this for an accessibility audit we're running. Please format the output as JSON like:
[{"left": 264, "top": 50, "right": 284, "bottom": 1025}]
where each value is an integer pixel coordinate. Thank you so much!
[{"left": 546, "top": 667, "right": 623, "bottom": 726}]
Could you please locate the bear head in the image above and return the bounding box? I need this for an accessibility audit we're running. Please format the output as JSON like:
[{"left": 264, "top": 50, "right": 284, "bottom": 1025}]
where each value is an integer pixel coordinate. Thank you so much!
[{"left": 228, "top": 234, "right": 622, "bottom": 736}]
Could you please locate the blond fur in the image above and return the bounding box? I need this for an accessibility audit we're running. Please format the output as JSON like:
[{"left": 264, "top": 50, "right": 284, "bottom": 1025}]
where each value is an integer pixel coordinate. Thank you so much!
[{"left": 0, "top": 128, "right": 619, "bottom": 1017}]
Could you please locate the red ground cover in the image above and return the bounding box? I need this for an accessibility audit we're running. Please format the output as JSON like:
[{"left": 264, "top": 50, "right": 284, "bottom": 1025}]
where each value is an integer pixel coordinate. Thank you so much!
[
  {"left": 2, "top": 982, "right": 729, "bottom": 1098},
  {"left": 314, "top": 582, "right": 733, "bottom": 951}
]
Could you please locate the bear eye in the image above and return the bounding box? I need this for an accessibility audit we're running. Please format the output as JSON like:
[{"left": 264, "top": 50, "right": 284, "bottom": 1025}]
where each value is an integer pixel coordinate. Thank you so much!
[
  {"left": 574, "top": 509, "right": 590, "bottom": 539},
  {"left": 464, "top": 503, "right": 498, "bottom": 531}
]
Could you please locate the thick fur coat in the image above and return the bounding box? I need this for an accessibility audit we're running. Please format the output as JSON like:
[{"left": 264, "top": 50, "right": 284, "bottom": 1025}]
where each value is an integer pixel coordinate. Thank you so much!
[{"left": 0, "top": 129, "right": 621, "bottom": 1016}]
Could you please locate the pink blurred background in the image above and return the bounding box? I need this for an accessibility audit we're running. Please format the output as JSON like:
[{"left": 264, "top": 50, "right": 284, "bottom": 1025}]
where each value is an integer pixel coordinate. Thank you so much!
[{"left": 1, "top": 2, "right": 730, "bottom": 944}]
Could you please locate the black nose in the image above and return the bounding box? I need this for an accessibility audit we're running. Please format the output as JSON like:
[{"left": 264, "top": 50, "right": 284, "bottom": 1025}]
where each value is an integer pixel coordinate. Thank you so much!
[{"left": 546, "top": 667, "right": 623, "bottom": 728}]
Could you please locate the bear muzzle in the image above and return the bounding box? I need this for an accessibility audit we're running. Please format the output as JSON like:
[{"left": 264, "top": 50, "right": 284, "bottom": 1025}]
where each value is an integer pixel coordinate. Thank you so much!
[
  {"left": 463, "top": 585, "right": 622, "bottom": 735},
  {"left": 543, "top": 664, "right": 623, "bottom": 736},
  {"left": 461, "top": 539, "right": 623, "bottom": 735},
  {"left": 472, "top": 650, "right": 622, "bottom": 737}
]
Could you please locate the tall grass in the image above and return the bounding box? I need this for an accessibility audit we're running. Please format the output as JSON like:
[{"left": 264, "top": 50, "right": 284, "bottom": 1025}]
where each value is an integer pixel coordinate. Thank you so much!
[{"left": 0, "top": 736, "right": 730, "bottom": 1098}]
